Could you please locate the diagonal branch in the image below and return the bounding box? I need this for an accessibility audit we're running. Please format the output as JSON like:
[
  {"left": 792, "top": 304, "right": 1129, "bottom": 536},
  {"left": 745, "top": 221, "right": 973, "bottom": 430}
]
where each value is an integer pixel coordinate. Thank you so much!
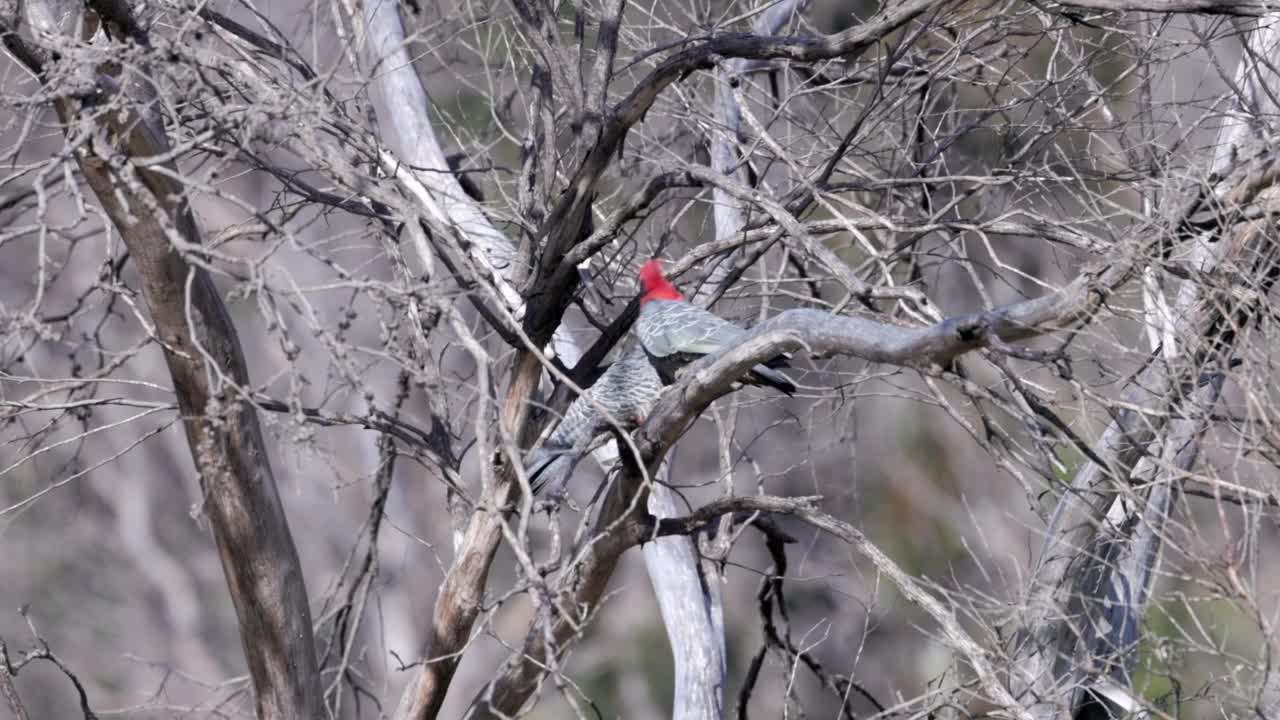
[
  {"left": 354, "top": 3, "right": 658, "bottom": 718},
  {"left": 1012, "top": 15, "right": 1280, "bottom": 719},
  {"left": 651, "top": 494, "right": 1032, "bottom": 717},
  {"left": 531, "top": 0, "right": 950, "bottom": 322},
  {"left": 8, "top": 3, "right": 324, "bottom": 719},
  {"left": 639, "top": 5, "right": 812, "bottom": 715},
  {"left": 639, "top": 284, "right": 1122, "bottom": 451},
  {"left": 1051, "top": 0, "right": 1274, "bottom": 15}
]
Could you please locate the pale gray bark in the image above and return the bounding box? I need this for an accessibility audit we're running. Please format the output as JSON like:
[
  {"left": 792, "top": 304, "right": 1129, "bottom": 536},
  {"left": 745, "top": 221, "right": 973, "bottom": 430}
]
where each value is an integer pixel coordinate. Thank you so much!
[
  {"left": 356, "top": 7, "right": 513, "bottom": 712},
  {"left": 1013, "top": 17, "right": 1280, "bottom": 719},
  {"left": 355, "top": 2, "right": 739, "bottom": 718},
  {"left": 358, "top": 0, "right": 519, "bottom": 299},
  {"left": 643, "top": 480, "right": 726, "bottom": 720},
  {"left": 642, "top": 6, "right": 808, "bottom": 716},
  {"left": 7, "top": 3, "right": 325, "bottom": 719},
  {"left": 651, "top": 494, "right": 1034, "bottom": 720},
  {"left": 1054, "top": 0, "right": 1271, "bottom": 14}
]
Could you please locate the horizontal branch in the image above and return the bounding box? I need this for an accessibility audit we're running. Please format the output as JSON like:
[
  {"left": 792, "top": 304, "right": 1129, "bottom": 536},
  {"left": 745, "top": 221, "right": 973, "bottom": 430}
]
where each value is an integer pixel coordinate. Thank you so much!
[
  {"left": 637, "top": 269, "right": 1122, "bottom": 453},
  {"left": 534, "top": 0, "right": 948, "bottom": 312},
  {"left": 1052, "top": 0, "right": 1272, "bottom": 15},
  {"left": 649, "top": 495, "right": 1031, "bottom": 719},
  {"left": 252, "top": 395, "right": 456, "bottom": 467},
  {"left": 652, "top": 495, "right": 826, "bottom": 538},
  {"left": 467, "top": 460, "right": 653, "bottom": 718}
]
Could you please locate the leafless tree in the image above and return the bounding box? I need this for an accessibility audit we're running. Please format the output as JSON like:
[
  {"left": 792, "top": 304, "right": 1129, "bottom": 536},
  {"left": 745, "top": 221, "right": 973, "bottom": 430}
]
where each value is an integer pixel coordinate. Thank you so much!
[{"left": 3, "top": 0, "right": 1280, "bottom": 719}]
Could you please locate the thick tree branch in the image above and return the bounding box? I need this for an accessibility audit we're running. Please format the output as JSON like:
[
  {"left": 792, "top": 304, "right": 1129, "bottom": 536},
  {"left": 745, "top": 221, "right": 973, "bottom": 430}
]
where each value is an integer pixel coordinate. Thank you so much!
[
  {"left": 1013, "top": 15, "right": 1280, "bottom": 719},
  {"left": 637, "top": 281, "right": 1118, "bottom": 452},
  {"left": 355, "top": 3, "right": 659, "bottom": 718},
  {"left": 631, "top": 5, "right": 812, "bottom": 717},
  {"left": 531, "top": 0, "right": 951, "bottom": 326},
  {"left": 647, "top": 495, "right": 1032, "bottom": 718},
  {"left": 11, "top": 3, "right": 324, "bottom": 719},
  {"left": 1051, "top": 0, "right": 1274, "bottom": 15},
  {"left": 359, "top": 0, "right": 520, "bottom": 300}
]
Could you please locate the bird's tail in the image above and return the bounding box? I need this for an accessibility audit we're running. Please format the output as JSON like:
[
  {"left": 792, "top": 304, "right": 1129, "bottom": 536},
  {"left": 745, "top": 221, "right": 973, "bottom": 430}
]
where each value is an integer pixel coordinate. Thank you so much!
[
  {"left": 748, "top": 364, "right": 796, "bottom": 396},
  {"left": 525, "top": 445, "right": 580, "bottom": 498}
]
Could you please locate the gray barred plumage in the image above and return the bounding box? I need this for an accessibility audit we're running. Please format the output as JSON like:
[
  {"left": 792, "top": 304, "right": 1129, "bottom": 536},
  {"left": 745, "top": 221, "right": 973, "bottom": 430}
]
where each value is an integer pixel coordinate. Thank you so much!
[
  {"left": 525, "top": 344, "right": 662, "bottom": 499},
  {"left": 635, "top": 260, "right": 795, "bottom": 395}
]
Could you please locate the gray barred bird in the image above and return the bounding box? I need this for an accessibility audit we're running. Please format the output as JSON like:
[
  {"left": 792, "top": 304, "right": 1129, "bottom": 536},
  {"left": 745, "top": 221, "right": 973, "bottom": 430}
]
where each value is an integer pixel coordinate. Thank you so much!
[
  {"left": 636, "top": 259, "right": 796, "bottom": 395},
  {"left": 525, "top": 344, "right": 662, "bottom": 500}
]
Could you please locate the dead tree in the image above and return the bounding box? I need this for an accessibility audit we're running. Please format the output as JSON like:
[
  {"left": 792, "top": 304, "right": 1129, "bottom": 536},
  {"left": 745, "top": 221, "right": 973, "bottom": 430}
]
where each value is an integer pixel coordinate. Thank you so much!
[{"left": 4, "top": 1, "right": 1280, "bottom": 719}]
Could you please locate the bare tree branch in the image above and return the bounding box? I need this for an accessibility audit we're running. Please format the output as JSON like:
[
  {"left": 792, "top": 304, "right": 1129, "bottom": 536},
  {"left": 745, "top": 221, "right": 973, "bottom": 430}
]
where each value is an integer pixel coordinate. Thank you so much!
[
  {"left": 1051, "top": 0, "right": 1275, "bottom": 15},
  {"left": 648, "top": 494, "right": 1033, "bottom": 718},
  {"left": 529, "top": 0, "right": 950, "bottom": 321},
  {"left": 6, "top": 4, "right": 325, "bottom": 719},
  {"left": 355, "top": 4, "right": 664, "bottom": 718},
  {"left": 632, "top": 4, "right": 814, "bottom": 716},
  {"left": 0, "top": 639, "right": 31, "bottom": 720},
  {"left": 1013, "top": 14, "right": 1280, "bottom": 719},
  {"left": 13, "top": 0, "right": 1280, "bottom": 718}
]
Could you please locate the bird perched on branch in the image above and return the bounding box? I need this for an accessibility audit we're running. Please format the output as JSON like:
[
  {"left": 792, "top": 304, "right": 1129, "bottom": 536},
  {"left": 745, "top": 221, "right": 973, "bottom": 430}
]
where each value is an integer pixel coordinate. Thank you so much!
[
  {"left": 635, "top": 259, "right": 796, "bottom": 396},
  {"left": 524, "top": 344, "right": 662, "bottom": 501}
]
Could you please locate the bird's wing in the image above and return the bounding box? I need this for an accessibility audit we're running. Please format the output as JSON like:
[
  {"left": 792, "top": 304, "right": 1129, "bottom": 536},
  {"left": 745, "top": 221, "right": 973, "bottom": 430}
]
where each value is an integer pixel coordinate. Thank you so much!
[{"left": 644, "top": 300, "right": 744, "bottom": 357}]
